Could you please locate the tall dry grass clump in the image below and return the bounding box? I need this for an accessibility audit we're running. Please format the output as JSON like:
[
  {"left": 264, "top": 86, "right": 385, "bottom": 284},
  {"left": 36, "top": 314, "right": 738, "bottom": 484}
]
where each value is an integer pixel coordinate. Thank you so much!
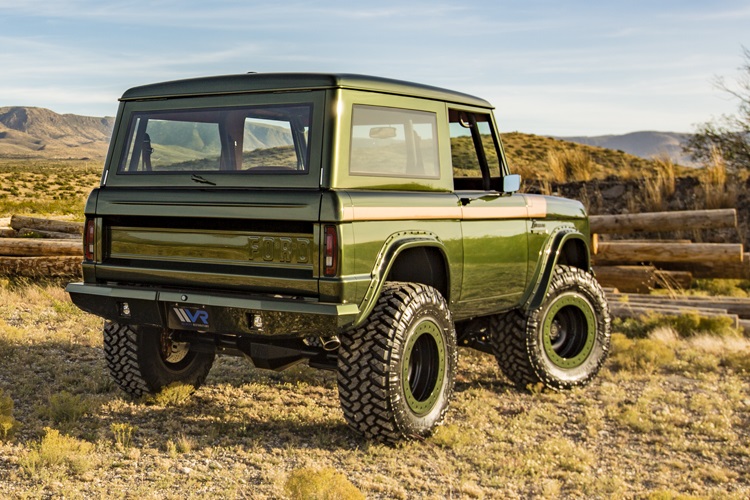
[
  {"left": 700, "top": 148, "right": 737, "bottom": 209},
  {"left": 643, "top": 155, "right": 677, "bottom": 211},
  {"left": 547, "top": 148, "right": 595, "bottom": 182}
]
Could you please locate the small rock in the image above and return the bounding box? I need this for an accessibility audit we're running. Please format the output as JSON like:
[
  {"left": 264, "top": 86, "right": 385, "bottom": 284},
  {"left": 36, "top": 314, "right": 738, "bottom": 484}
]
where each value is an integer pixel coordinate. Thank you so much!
[{"left": 601, "top": 184, "right": 625, "bottom": 200}]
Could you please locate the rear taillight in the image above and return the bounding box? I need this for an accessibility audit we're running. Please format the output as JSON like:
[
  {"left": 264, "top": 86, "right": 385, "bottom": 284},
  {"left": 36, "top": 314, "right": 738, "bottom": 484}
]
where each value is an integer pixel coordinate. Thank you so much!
[
  {"left": 323, "top": 225, "right": 338, "bottom": 277},
  {"left": 84, "top": 219, "right": 95, "bottom": 261}
]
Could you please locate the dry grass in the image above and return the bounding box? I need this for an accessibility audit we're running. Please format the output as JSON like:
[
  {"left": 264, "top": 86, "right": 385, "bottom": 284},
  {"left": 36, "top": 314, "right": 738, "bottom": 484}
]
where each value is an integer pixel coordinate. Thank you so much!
[
  {"left": 643, "top": 155, "right": 677, "bottom": 211},
  {"left": 700, "top": 148, "right": 737, "bottom": 210},
  {"left": 0, "top": 280, "right": 748, "bottom": 498},
  {"left": 547, "top": 148, "right": 595, "bottom": 182}
]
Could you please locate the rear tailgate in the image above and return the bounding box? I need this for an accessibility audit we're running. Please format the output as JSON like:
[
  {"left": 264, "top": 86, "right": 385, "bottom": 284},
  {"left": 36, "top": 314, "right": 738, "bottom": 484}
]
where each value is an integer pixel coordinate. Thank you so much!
[{"left": 92, "top": 187, "right": 322, "bottom": 297}]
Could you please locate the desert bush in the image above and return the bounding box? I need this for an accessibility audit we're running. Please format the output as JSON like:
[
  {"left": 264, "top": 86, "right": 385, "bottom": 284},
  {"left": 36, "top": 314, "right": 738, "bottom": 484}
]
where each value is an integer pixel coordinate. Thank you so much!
[
  {"left": 20, "top": 427, "right": 97, "bottom": 476},
  {"left": 430, "top": 423, "right": 478, "bottom": 450},
  {"left": 609, "top": 333, "right": 676, "bottom": 373},
  {"left": 111, "top": 422, "right": 137, "bottom": 449},
  {"left": 42, "top": 391, "right": 90, "bottom": 424},
  {"left": 147, "top": 382, "right": 195, "bottom": 406},
  {"left": 165, "top": 433, "right": 194, "bottom": 457},
  {"left": 0, "top": 389, "right": 19, "bottom": 440},
  {"left": 613, "top": 312, "right": 738, "bottom": 339},
  {"left": 723, "top": 350, "right": 750, "bottom": 372},
  {"left": 690, "top": 279, "right": 750, "bottom": 298},
  {"left": 285, "top": 467, "right": 364, "bottom": 500}
]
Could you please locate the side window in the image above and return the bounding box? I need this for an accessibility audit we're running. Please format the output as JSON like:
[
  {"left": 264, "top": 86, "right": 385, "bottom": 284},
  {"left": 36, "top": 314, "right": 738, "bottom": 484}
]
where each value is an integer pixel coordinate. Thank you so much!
[
  {"left": 350, "top": 105, "right": 439, "bottom": 178},
  {"left": 449, "top": 110, "right": 502, "bottom": 189}
]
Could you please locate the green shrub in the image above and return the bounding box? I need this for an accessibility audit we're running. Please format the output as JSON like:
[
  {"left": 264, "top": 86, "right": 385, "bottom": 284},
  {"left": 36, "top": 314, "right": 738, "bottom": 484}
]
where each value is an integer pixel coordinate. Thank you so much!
[
  {"left": 0, "top": 389, "right": 13, "bottom": 416},
  {"left": 111, "top": 422, "right": 137, "bottom": 449},
  {"left": 722, "top": 350, "right": 750, "bottom": 372},
  {"left": 20, "top": 427, "right": 96, "bottom": 476},
  {"left": 43, "top": 391, "right": 89, "bottom": 424},
  {"left": 430, "top": 423, "right": 477, "bottom": 449},
  {"left": 609, "top": 333, "right": 675, "bottom": 373},
  {"left": 0, "top": 391, "right": 18, "bottom": 440},
  {"left": 690, "top": 279, "right": 749, "bottom": 297},
  {"left": 147, "top": 382, "right": 195, "bottom": 406},
  {"left": 613, "top": 313, "right": 738, "bottom": 339},
  {"left": 285, "top": 467, "right": 364, "bottom": 500}
]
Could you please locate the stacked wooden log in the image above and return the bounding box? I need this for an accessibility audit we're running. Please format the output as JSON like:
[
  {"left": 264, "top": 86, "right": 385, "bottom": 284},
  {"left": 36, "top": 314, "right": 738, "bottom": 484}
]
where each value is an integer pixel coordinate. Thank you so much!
[
  {"left": 591, "top": 209, "right": 746, "bottom": 293},
  {"left": 0, "top": 215, "right": 83, "bottom": 278},
  {"left": 591, "top": 208, "right": 749, "bottom": 333}
]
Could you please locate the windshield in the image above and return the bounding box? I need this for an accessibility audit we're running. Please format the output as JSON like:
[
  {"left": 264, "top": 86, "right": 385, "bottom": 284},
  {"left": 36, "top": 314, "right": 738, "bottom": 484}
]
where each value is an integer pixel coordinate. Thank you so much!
[{"left": 118, "top": 104, "right": 312, "bottom": 175}]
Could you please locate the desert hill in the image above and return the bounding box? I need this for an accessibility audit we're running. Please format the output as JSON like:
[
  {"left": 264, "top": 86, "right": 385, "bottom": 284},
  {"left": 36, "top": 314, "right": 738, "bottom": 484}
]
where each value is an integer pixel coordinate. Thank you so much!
[
  {"left": 0, "top": 107, "right": 114, "bottom": 159},
  {"left": 557, "top": 131, "right": 695, "bottom": 166}
]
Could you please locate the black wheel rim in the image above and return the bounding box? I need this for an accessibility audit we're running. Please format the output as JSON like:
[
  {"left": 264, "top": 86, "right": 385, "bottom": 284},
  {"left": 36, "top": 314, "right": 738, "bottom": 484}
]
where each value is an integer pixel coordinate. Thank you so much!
[{"left": 542, "top": 293, "right": 596, "bottom": 369}]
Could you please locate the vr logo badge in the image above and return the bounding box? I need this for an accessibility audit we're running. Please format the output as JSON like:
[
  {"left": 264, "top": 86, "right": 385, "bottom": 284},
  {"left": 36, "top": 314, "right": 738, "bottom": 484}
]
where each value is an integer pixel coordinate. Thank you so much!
[{"left": 173, "top": 307, "right": 209, "bottom": 328}]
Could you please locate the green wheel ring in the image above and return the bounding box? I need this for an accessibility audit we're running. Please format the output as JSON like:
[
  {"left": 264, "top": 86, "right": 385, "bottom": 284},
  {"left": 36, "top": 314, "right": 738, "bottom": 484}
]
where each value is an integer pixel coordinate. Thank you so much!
[
  {"left": 542, "top": 293, "right": 596, "bottom": 369},
  {"left": 401, "top": 319, "right": 446, "bottom": 416}
]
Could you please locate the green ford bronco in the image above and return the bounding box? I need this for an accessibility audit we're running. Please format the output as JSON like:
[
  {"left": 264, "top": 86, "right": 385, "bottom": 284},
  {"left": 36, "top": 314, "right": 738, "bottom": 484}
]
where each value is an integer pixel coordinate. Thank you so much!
[{"left": 67, "top": 73, "right": 611, "bottom": 444}]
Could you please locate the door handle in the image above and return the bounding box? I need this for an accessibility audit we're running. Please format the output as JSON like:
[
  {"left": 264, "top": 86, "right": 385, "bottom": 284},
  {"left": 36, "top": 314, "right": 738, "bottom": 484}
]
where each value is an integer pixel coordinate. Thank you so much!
[{"left": 459, "top": 193, "right": 502, "bottom": 206}]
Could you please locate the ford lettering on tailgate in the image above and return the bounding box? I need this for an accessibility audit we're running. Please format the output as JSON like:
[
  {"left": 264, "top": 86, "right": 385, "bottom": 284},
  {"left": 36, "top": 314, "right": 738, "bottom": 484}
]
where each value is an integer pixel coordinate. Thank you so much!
[{"left": 247, "top": 236, "right": 311, "bottom": 264}]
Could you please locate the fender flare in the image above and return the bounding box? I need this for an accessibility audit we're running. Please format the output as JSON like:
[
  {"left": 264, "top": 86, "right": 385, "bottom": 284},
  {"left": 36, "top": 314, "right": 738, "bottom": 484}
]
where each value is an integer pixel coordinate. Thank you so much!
[
  {"left": 354, "top": 231, "right": 450, "bottom": 327},
  {"left": 524, "top": 226, "right": 591, "bottom": 311}
]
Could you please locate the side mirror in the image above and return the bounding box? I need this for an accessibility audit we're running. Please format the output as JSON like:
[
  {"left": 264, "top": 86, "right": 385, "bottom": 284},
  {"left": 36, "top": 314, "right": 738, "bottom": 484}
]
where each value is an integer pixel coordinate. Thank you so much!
[{"left": 503, "top": 174, "right": 521, "bottom": 193}]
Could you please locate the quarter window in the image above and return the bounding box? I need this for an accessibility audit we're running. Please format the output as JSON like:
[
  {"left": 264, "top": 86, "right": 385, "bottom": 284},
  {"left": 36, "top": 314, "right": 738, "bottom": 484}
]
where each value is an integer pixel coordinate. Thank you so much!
[{"left": 349, "top": 105, "right": 439, "bottom": 178}]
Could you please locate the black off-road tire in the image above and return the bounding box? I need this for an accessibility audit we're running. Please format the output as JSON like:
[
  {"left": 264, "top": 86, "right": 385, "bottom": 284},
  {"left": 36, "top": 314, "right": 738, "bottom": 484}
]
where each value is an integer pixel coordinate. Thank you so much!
[
  {"left": 337, "top": 283, "right": 457, "bottom": 444},
  {"left": 103, "top": 321, "right": 215, "bottom": 398},
  {"left": 491, "top": 265, "right": 611, "bottom": 390}
]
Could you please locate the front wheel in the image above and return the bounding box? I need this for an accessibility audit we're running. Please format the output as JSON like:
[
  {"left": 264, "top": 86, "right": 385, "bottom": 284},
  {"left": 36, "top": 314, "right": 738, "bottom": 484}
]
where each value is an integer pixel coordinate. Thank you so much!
[
  {"left": 103, "top": 322, "right": 215, "bottom": 398},
  {"left": 337, "top": 283, "right": 457, "bottom": 444},
  {"left": 491, "top": 265, "right": 611, "bottom": 390}
]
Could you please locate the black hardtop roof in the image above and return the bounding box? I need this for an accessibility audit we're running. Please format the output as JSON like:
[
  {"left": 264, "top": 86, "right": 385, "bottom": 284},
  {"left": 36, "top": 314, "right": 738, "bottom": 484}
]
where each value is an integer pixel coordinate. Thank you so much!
[{"left": 120, "top": 72, "right": 493, "bottom": 108}]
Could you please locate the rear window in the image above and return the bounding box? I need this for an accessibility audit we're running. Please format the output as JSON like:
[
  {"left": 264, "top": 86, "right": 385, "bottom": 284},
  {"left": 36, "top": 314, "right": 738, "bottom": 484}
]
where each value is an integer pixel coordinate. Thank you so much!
[{"left": 118, "top": 105, "right": 312, "bottom": 174}]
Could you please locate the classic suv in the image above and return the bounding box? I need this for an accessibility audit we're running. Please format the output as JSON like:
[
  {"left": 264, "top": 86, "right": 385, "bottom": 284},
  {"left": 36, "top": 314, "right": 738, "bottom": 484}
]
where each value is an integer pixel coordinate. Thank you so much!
[{"left": 67, "top": 73, "right": 610, "bottom": 444}]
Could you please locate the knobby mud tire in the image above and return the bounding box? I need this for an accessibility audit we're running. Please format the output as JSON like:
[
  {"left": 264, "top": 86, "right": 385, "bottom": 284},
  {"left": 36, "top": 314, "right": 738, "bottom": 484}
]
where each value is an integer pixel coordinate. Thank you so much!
[
  {"left": 103, "top": 322, "right": 215, "bottom": 398},
  {"left": 337, "top": 283, "right": 457, "bottom": 444},
  {"left": 491, "top": 265, "right": 611, "bottom": 391}
]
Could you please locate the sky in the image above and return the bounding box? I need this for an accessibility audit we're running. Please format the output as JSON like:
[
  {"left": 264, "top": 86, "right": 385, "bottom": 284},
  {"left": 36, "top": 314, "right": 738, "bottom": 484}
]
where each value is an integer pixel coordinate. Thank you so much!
[{"left": 0, "top": 0, "right": 748, "bottom": 136}]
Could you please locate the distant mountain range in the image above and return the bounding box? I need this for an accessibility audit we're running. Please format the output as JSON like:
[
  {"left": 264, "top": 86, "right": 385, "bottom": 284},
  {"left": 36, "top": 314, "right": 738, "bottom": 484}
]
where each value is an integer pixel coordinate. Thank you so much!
[
  {"left": 0, "top": 106, "right": 697, "bottom": 166},
  {"left": 0, "top": 106, "right": 114, "bottom": 159},
  {"left": 556, "top": 131, "right": 696, "bottom": 166}
]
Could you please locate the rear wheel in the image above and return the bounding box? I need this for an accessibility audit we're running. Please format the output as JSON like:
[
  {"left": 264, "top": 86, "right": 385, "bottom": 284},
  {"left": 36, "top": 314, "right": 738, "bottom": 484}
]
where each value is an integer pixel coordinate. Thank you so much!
[
  {"left": 103, "top": 322, "right": 215, "bottom": 397},
  {"left": 491, "top": 265, "right": 611, "bottom": 390},
  {"left": 337, "top": 283, "right": 457, "bottom": 444}
]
